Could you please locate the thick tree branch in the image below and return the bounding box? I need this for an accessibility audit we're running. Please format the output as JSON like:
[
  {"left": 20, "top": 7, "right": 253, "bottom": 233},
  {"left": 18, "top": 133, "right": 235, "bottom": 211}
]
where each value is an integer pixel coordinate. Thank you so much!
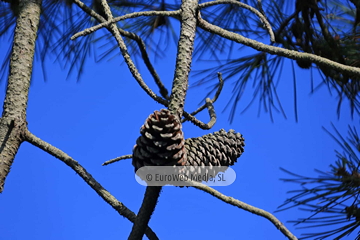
[
  {"left": 197, "top": 15, "right": 360, "bottom": 77},
  {"left": 187, "top": 180, "right": 298, "bottom": 240},
  {"left": 0, "top": 0, "right": 42, "bottom": 193},
  {"left": 168, "top": 0, "right": 199, "bottom": 118},
  {"left": 128, "top": 186, "right": 162, "bottom": 240},
  {"left": 23, "top": 129, "right": 158, "bottom": 240}
]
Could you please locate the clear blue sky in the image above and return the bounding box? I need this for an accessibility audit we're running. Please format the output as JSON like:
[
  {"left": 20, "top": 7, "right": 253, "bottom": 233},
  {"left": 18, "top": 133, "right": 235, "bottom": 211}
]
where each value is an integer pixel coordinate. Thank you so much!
[{"left": 0, "top": 2, "right": 359, "bottom": 240}]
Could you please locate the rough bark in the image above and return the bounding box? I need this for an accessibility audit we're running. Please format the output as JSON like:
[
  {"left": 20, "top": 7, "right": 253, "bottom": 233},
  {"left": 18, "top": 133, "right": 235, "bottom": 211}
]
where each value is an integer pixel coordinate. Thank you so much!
[
  {"left": 0, "top": 0, "right": 41, "bottom": 193},
  {"left": 168, "top": 0, "right": 199, "bottom": 118}
]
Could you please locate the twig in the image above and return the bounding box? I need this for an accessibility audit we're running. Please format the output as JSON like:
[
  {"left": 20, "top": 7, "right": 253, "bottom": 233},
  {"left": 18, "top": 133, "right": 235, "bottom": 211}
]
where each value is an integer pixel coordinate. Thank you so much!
[
  {"left": 102, "top": 154, "right": 132, "bottom": 166},
  {"left": 182, "top": 72, "right": 223, "bottom": 123},
  {"left": 71, "top": 10, "right": 181, "bottom": 41},
  {"left": 72, "top": 0, "right": 168, "bottom": 106},
  {"left": 183, "top": 98, "right": 216, "bottom": 130},
  {"left": 23, "top": 129, "right": 158, "bottom": 240},
  {"left": 199, "top": 0, "right": 275, "bottom": 43},
  {"left": 129, "top": 32, "right": 169, "bottom": 99},
  {"left": 187, "top": 180, "right": 298, "bottom": 240},
  {"left": 314, "top": 9, "right": 345, "bottom": 65},
  {"left": 257, "top": 0, "right": 265, "bottom": 17},
  {"left": 196, "top": 15, "right": 360, "bottom": 77}
]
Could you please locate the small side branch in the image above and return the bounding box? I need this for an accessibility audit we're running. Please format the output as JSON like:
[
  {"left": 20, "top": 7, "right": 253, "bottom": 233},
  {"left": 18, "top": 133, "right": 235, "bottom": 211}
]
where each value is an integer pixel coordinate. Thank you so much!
[
  {"left": 183, "top": 98, "right": 216, "bottom": 130},
  {"left": 188, "top": 181, "right": 298, "bottom": 240},
  {"left": 103, "top": 154, "right": 132, "bottom": 166},
  {"left": 199, "top": 0, "right": 275, "bottom": 42},
  {"left": 182, "top": 72, "right": 223, "bottom": 123},
  {"left": 128, "top": 32, "right": 169, "bottom": 99},
  {"left": 71, "top": 10, "right": 181, "bottom": 41},
  {"left": 23, "top": 129, "right": 158, "bottom": 240}
]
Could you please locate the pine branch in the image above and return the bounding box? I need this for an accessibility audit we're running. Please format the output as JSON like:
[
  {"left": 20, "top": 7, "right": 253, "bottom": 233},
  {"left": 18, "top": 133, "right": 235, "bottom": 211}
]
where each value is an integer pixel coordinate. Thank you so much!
[
  {"left": 23, "top": 129, "right": 158, "bottom": 240},
  {"left": 71, "top": 9, "right": 181, "bottom": 41},
  {"left": 198, "top": 0, "right": 275, "bottom": 42},
  {"left": 187, "top": 180, "right": 298, "bottom": 240},
  {"left": 196, "top": 14, "right": 360, "bottom": 78}
]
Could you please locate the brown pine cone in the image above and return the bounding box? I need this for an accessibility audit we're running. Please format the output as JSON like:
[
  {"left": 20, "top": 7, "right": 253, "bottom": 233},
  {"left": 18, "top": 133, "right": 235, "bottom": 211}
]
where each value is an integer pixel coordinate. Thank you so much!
[
  {"left": 181, "top": 129, "right": 245, "bottom": 180},
  {"left": 132, "top": 109, "right": 187, "bottom": 171},
  {"left": 185, "top": 129, "right": 245, "bottom": 167}
]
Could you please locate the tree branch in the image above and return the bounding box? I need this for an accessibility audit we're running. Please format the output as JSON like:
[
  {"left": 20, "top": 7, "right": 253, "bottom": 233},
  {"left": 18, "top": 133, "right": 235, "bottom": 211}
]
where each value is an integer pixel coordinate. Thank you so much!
[
  {"left": 198, "top": 0, "right": 275, "bottom": 43},
  {"left": 182, "top": 72, "right": 223, "bottom": 124},
  {"left": 71, "top": 10, "right": 181, "bottom": 41},
  {"left": 197, "top": 15, "right": 360, "bottom": 77},
  {"left": 182, "top": 98, "right": 216, "bottom": 130},
  {"left": 72, "top": 0, "right": 168, "bottom": 106},
  {"left": 128, "top": 186, "right": 162, "bottom": 240},
  {"left": 23, "top": 129, "right": 158, "bottom": 240},
  {"left": 102, "top": 154, "right": 132, "bottom": 166},
  {"left": 187, "top": 180, "right": 298, "bottom": 240},
  {"left": 168, "top": 0, "right": 199, "bottom": 118},
  {"left": 72, "top": 0, "right": 169, "bottom": 99}
]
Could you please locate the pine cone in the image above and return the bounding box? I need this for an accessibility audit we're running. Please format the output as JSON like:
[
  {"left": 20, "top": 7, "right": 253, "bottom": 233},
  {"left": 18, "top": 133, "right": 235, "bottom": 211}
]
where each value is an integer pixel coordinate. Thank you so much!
[
  {"left": 185, "top": 129, "right": 244, "bottom": 167},
  {"left": 132, "top": 109, "right": 187, "bottom": 171},
  {"left": 182, "top": 129, "right": 245, "bottom": 179}
]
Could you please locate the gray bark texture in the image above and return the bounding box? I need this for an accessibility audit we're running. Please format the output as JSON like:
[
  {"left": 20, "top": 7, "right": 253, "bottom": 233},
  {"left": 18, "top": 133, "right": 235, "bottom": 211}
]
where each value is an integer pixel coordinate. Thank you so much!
[
  {"left": 168, "top": 0, "right": 198, "bottom": 119},
  {"left": 0, "top": 0, "right": 41, "bottom": 192}
]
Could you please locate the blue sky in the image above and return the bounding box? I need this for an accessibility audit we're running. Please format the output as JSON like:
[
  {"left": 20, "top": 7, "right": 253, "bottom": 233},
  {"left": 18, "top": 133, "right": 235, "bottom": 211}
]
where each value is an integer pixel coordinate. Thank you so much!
[{"left": 0, "top": 2, "right": 359, "bottom": 240}]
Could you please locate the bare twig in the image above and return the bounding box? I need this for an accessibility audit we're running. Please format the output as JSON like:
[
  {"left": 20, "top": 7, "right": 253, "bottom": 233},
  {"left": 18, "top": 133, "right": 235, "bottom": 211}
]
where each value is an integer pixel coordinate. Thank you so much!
[
  {"left": 182, "top": 72, "right": 223, "bottom": 123},
  {"left": 257, "top": 0, "right": 265, "bottom": 17},
  {"left": 199, "top": 0, "right": 275, "bottom": 43},
  {"left": 102, "top": 154, "right": 132, "bottom": 166},
  {"left": 23, "top": 129, "right": 158, "bottom": 240},
  {"left": 197, "top": 15, "right": 360, "bottom": 77},
  {"left": 129, "top": 33, "right": 169, "bottom": 100},
  {"left": 183, "top": 98, "right": 216, "bottom": 130},
  {"left": 187, "top": 180, "right": 298, "bottom": 240},
  {"left": 71, "top": 10, "right": 181, "bottom": 41}
]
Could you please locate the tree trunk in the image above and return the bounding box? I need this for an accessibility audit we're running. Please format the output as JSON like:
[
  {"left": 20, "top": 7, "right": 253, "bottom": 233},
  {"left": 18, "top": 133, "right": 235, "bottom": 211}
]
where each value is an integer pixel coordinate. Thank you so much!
[{"left": 0, "top": 0, "right": 42, "bottom": 193}]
